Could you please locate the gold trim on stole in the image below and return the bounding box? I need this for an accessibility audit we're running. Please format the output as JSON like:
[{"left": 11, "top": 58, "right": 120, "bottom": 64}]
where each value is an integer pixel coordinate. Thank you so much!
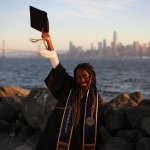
[
  {"left": 56, "top": 89, "right": 73, "bottom": 150},
  {"left": 82, "top": 92, "right": 99, "bottom": 150}
]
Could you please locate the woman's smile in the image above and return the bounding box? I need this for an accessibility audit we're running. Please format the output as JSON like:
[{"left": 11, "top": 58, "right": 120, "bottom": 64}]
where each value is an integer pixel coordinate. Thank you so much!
[{"left": 76, "top": 68, "right": 91, "bottom": 89}]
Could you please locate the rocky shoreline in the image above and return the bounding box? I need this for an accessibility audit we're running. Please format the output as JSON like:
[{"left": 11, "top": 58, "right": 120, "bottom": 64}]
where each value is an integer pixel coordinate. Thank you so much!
[{"left": 0, "top": 86, "right": 150, "bottom": 150}]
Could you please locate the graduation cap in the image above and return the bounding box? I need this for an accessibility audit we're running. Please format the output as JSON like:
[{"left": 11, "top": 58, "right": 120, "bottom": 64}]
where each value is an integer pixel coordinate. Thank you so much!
[{"left": 30, "top": 6, "right": 49, "bottom": 32}]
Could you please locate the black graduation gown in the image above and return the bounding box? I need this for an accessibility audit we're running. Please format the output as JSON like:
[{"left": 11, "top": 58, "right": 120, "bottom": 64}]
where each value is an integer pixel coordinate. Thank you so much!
[{"left": 36, "top": 63, "right": 102, "bottom": 150}]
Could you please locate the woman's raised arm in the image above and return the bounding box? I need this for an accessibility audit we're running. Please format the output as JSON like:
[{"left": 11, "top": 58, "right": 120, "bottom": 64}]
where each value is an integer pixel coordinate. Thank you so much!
[{"left": 40, "top": 32, "right": 59, "bottom": 68}]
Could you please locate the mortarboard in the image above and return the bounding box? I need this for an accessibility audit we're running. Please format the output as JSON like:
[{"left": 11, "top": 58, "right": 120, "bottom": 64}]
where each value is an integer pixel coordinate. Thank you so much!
[{"left": 29, "top": 6, "right": 49, "bottom": 32}]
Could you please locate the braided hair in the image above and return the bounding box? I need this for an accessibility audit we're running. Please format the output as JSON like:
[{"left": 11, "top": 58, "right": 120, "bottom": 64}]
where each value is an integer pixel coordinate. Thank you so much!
[{"left": 73, "top": 63, "right": 97, "bottom": 127}]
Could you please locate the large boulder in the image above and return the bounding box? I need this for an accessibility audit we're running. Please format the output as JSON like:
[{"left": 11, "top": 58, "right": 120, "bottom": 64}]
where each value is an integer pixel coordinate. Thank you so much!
[
  {"left": 0, "top": 119, "right": 11, "bottom": 130},
  {"left": 105, "top": 137, "right": 133, "bottom": 150},
  {"left": 0, "top": 96, "right": 23, "bottom": 121},
  {"left": 115, "top": 129, "right": 143, "bottom": 143},
  {"left": 0, "top": 86, "right": 30, "bottom": 97},
  {"left": 136, "top": 137, "right": 150, "bottom": 150},
  {"left": 141, "top": 117, "right": 150, "bottom": 136},
  {"left": 139, "top": 99, "right": 150, "bottom": 106},
  {"left": 101, "top": 92, "right": 143, "bottom": 131},
  {"left": 99, "top": 126, "right": 112, "bottom": 144},
  {"left": 22, "top": 88, "right": 57, "bottom": 129},
  {"left": 126, "top": 105, "right": 150, "bottom": 128},
  {"left": 15, "top": 145, "right": 33, "bottom": 150}
]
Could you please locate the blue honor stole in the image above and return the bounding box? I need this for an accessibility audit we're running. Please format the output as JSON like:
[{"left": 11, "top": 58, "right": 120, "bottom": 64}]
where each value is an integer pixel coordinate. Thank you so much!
[{"left": 56, "top": 88, "right": 99, "bottom": 150}]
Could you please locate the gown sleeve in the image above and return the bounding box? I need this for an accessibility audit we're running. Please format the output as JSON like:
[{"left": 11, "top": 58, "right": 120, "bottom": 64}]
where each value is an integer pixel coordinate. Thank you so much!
[{"left": 44, "top": 63, "right": 74, "bottom": 102}]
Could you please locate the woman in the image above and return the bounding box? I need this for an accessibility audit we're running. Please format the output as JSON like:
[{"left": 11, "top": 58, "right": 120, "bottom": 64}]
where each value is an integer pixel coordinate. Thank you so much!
[{"left": 36, "top": 32, "right": 104, "bottom": 150}]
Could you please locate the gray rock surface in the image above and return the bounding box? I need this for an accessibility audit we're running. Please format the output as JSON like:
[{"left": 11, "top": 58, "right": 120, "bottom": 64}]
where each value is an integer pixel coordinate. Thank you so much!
[
  {"left": 22, "top": 88, "right": 57, "bottom": 130},
  {"left": 105, "top": 137, "right": 133, "bottom": 150},
  {"left": 0, "top": 96, "right": 23, "bottom": 121},
  {"left": 101, "top": 92, "right": 143, "bottom": 131},
  {"left": 141, "top": 117, "right": 150, "bottom": 136},
  {"left": 126, "top": 105, "right": 150, "bottom": 128},
  {"left": 0, "top": 86, "right": 150, "bottom": 150},
  {"left": 136, "top": 137, "right": 150, "bottom": 150}
]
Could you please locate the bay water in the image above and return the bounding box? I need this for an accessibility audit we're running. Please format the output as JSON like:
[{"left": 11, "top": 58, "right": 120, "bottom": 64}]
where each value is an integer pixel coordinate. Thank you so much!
[{"left": 0, "top": 57, "right": 150, "bottom": 101}]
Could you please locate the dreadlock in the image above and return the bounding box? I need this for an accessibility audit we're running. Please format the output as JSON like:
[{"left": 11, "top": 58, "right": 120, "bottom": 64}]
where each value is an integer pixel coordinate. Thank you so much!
[{"left": 73, "top": 63, "right": 97, "bottom": 127}]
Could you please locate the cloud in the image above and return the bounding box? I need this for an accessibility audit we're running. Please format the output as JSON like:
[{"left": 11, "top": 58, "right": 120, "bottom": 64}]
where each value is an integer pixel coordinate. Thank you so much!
[
  {"left": 58, "top": 0, "right": 136, "bottom": 9},
  {"left": 52, "top": 0, "right": 137, "bottom": 19}
]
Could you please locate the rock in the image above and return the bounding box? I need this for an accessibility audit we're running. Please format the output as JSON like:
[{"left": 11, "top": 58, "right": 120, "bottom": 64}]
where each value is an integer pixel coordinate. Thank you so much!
[
  {"left": 0, "top": 88, "right": 149, "bottom": 150},
  {"left": 101, "top": 92, "right": 143, "bottom": 131},
  {"left": 129, "top": 91, "right": 143, "bottom": 104},
  {"left": 0, "top": 86, "right": 30, "bottom": 97},
  {"left": 0, "top": 96, "right": 23, "bottom": 121},
  {"left": 15, "top": 145, "right": 33, "bottom": 150},
  {"left": 99, "top": 126, "right": 112, "bottom": 144},
  {"left": 136, "top": 137, "right": 150, "bottom": 150},
  {"left": 141, "top": 117, "right": 150, "bottom": 136},
  {"left": 0, "top": 140, "right": 12, "bottom": 150},
  {"left": 23, "top": 88, "right": 57, "bottom": 129},
  {"left": 116, "top": 129, "right": 143, "bottom": 143},
  {"left": 17, "top": 111, "right": 27, "bottom": 123},
  {"left": 139, "top": 99, "right": 150, "bottom": 106},
  {"left": 126, "top": 105, "right": 150, "bottom": 128},
  {"left": 105, "top": 137, "right": 133, "bottom": 150},
  {"left": 0, "top": 119, "right": 11, "bottom": 130}
]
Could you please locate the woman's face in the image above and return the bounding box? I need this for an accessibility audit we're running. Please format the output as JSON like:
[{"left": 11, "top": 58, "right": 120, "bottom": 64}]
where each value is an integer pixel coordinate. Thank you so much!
[{"left": 76, "top": 68, "right": 91, "bottom": 90}]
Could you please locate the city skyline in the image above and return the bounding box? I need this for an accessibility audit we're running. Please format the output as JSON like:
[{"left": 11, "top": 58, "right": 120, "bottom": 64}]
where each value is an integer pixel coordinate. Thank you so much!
[
  {"left": 0, "top": 0, "right": 150, "bottom": 52},
  {"left": 67, "top": 30, "right": 150, "bottom": 58},
  {"left": 68, "top": 30, "right": 150, "bottom": 50},
  {"left": 1, "top": 30, "right": 150, "bottom": 51},
  {"left": 1, "top": 30, "right": 150, "bottom": 58}
]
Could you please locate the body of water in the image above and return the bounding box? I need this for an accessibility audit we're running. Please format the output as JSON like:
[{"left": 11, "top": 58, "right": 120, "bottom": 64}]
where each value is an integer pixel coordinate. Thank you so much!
[{"left": 0, "top": 57, "right": 150, "bottom": 101}]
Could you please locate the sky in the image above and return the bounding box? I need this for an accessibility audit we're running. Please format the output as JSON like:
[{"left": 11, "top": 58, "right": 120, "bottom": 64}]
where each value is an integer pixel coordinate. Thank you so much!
[{"left": 0, "top": 0, "right": 150, "bottom": 52}]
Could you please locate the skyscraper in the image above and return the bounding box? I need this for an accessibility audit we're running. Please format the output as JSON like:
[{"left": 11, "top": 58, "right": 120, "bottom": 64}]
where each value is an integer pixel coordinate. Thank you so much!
[
  {"left": 113, "top": 31, "right": 117, "bottom": 47},
  {"left": 98, "top": 42, "right": 102, "bottom": 51},
  {"left": 111, "top": 31, "right": 118, "bottom": 56},
  {"left": 103, "top": 39, "right": 107, "bottom": 49}
]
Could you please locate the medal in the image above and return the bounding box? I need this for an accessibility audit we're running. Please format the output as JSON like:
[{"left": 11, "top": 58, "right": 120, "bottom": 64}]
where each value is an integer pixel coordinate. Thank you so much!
[{"left": 86, "top": 117, "right": 95, "bottom": 126}]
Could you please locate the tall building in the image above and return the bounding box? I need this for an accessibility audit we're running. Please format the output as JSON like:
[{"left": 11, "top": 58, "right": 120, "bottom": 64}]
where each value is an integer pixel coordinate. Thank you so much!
[
  {"left": 69, "top": 41, "right": 73, "bottom": 51},
  {"left": 111, "top": 31, "right": 118, "bottom": 56},
  {"left": 113, "top": 31, "right": 117, "bottom": 47},
  {"left": 98, "top": 42, "right": 102, "bottom": 51},
  {"left": 91, "top": 43, "right": 94, "bottom": 50},
  {"left": 69, "top": 41, "right": 78, "bottom": 56},
  {"left": 103, "top": 39, "right": 107, "bottom": 49},
  {"left": 133, "top": 41, "right": 140, "bottom": 56}
]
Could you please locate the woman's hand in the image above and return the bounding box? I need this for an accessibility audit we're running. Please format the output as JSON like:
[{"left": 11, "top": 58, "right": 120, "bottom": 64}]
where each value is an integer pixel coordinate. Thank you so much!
[
  {"left": 42, "top": 32, "right": 50, "bottom": 42},
  {"left": 42, "top": 32, "right": 54, "bottom": 51}
]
